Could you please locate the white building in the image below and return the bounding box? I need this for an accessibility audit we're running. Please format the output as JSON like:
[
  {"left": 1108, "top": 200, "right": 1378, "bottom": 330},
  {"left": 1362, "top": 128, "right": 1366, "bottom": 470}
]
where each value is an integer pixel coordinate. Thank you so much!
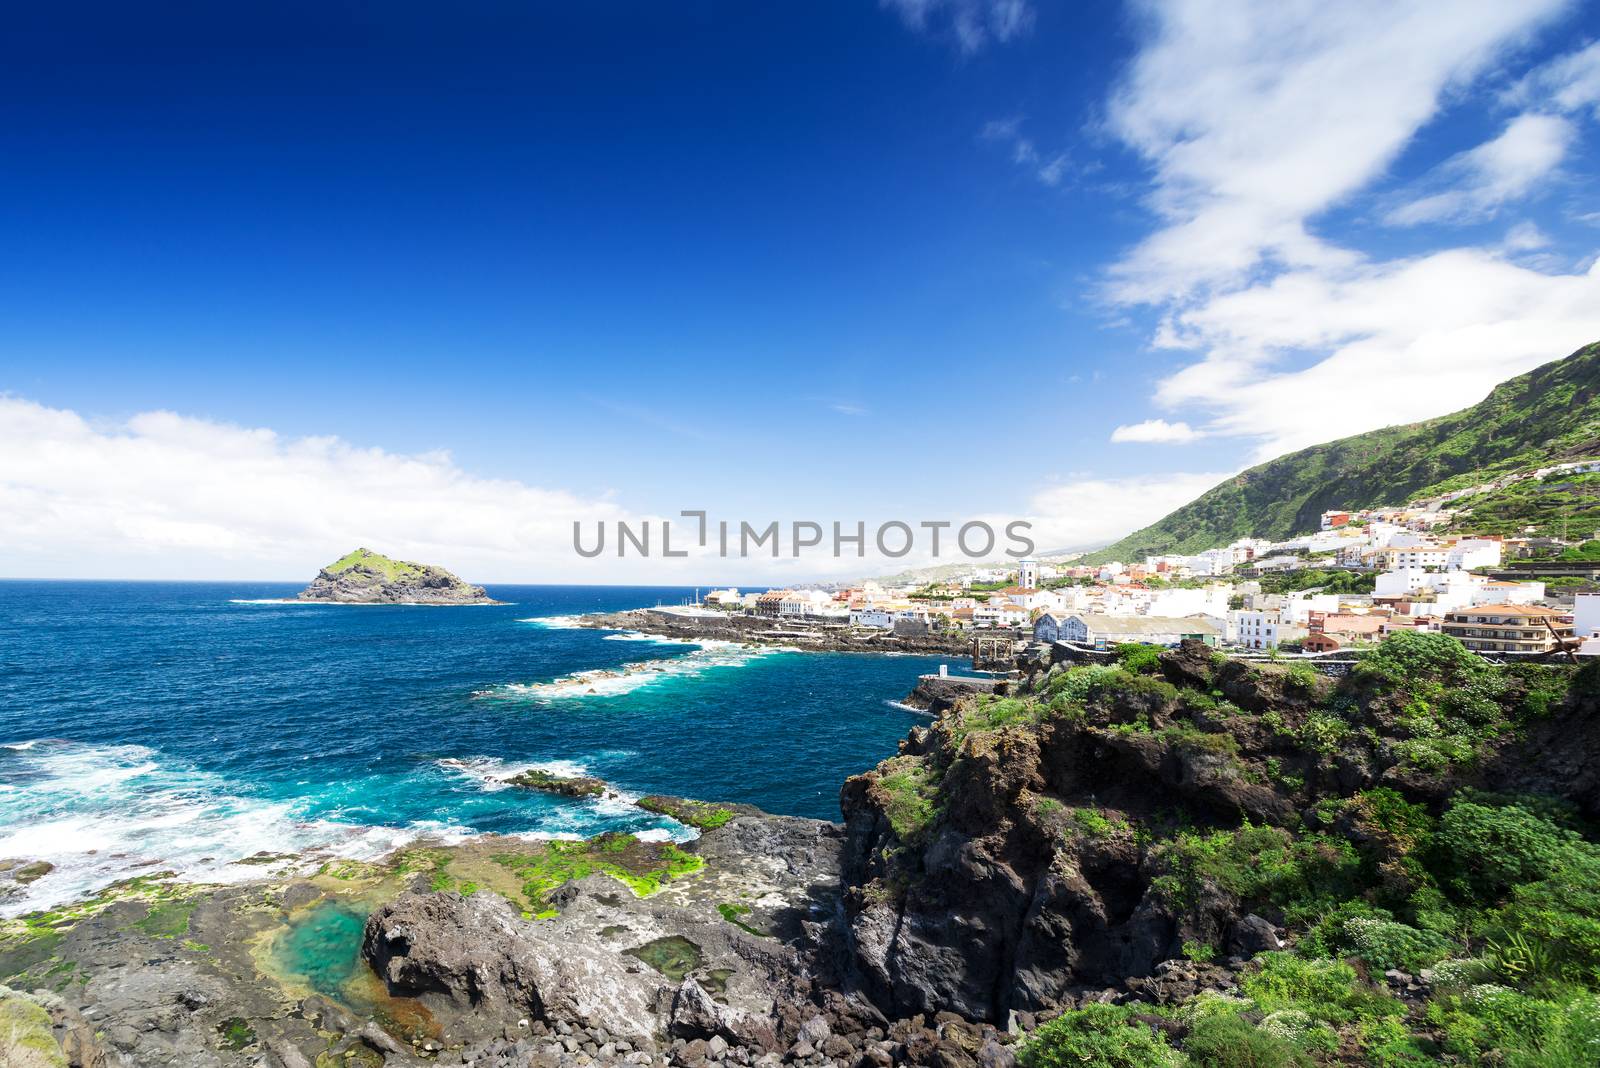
[
  {"left": 973, "top": 603, "right": 1028, "bottom": 627},
  {"left": 1578, "top": 593, "right": 1600, "bottom": 658},
  {"left": 850, "top": 607, "right": 894, "bottom": 629},
  {"left": 1018, "top": 559, "right": 1040, "bottom": 589},
  {"left": 778, "top": 589, "right": 837, "bottom": 618},
  {"left": 1058, "top": 613, "right": 1222, "bottom": 649},
  {"left": 1384, "top": 546, "right": 1451, "bottom": 570},
  {"left": 1232, "top": 610, "right": 1279, "bottom": 649},
  {"left": 1447, "top": 539, "right": 1503, "bottom": 570}
]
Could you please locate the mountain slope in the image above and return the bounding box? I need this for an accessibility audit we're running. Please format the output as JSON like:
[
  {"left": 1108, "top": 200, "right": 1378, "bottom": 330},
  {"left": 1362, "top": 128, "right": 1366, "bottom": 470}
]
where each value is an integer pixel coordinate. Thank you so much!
[{"left": 1084, "top": 340, "right": 1600, "bottom": 563}]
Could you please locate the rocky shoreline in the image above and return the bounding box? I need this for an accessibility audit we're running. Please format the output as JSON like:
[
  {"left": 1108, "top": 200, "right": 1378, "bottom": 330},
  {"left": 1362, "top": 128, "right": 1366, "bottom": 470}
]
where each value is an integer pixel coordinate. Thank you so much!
[
  {"left": 575, "top": 611, "right": 986, "bottom": 657},
  {"left": 8, "top": 638, "right": 1600, "bottom": 1066}
]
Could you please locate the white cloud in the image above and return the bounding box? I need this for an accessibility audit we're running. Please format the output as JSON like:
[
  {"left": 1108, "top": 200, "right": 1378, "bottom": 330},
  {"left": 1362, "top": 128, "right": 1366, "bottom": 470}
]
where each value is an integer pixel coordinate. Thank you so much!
[
  {"left": 883, "top": 0, "right": 1033, "bottom": 54},
  {"left": 1097, "top": 1, "right": 1600, "bottom": 468},
  {"left": 1385, "top": 112, "right": 1574, "bottom": 226},
  {"left": 0, "top": 396, "right": 678, "bottom": 583},
  {"left": 1023, "top": 471, "right": 1231, "bottom": 551},
  {"left": 1109, "top": 418, "right": 1202, "bottom": 444},
  {"left": 2, "top": 396, "right": 1114, "bottom": 582},
  {"left": 1510, "top": 39, "right": 1600, "bottom": 116},
  {"left": 1104, "top": 0, "right": 1569, "bottom": 302},
  {"left": 982, "top": 117, "right": 1070, "bottom": 186},
  {"left": 1152, "top": 250, "right": 1600, "bottom": 459}
]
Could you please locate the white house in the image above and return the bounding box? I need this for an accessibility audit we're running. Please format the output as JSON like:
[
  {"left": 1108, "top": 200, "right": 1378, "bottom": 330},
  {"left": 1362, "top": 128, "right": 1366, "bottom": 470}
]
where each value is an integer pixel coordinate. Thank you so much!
[
  {"left": 973, "top": 603, "right": 1028, "bottom": 627},
  {"left": 1447, "top": 539, "right": 1503, "bottom": 570},
  {"left": 850, "top": 607, "right": 894, "bottom": 629}
]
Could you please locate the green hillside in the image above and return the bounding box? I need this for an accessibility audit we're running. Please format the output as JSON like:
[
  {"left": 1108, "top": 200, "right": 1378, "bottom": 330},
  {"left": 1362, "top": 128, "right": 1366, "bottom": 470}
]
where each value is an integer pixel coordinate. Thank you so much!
[
  {"left": 1084, "top": 340, "right": 1600, "bottom": 563},
  {"left": 321, "top": 547, "right": 429, "bottom": 581}
]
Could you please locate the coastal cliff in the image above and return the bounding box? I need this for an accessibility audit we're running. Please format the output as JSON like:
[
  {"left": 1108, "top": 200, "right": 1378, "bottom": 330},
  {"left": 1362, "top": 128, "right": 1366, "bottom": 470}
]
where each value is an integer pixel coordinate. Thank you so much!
[
  {"left": 835, "top": 636, "right": 1600, "bottom": 1063},
  {"left": 297, "top": 548, "right": 495, "bottom": 605}
]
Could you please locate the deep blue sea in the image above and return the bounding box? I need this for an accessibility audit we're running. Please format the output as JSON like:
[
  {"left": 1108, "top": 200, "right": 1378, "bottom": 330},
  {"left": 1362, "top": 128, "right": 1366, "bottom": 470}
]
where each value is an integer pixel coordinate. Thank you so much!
[{"left": 0, "top": 581, "right": 944, "bottom": 915}]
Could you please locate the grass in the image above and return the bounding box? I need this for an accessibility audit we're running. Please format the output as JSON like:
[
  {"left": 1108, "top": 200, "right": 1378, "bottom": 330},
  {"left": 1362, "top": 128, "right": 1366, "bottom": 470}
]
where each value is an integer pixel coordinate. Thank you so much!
[
  {"left": 321, "top": 547, "right": 430, "bottom": 581},
  {"left": 875, "top": 756, "right": 942, "bottom": 841}
]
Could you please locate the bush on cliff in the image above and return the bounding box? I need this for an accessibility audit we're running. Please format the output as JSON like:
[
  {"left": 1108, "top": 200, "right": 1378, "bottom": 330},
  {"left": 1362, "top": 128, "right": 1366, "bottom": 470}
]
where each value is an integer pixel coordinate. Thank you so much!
[
  {"left": 1183, "top": 1014, "right": 1311, "bottom": 1068},
  {"left": 1017, "top": 1004, "right": 1183, "bottom": 1068}
]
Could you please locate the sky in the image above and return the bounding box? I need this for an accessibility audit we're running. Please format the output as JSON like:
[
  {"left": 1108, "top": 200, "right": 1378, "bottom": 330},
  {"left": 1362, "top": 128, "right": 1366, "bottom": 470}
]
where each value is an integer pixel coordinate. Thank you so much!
[{"left": 4, "top": 0, "right": 1600, "bottom": 583}]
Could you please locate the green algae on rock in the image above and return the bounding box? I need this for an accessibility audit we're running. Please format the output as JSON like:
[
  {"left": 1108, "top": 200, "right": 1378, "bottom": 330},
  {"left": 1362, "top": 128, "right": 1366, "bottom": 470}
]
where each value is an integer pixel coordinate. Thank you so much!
[{"left": 501, "top": 768, "right": 609, "bottom": 799}]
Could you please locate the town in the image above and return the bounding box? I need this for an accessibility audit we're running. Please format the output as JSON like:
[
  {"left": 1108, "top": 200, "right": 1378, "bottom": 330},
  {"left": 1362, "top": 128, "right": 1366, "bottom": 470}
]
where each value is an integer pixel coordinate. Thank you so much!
[{"left": 678, "top": 487, "right": 1600, "bottom": 663}]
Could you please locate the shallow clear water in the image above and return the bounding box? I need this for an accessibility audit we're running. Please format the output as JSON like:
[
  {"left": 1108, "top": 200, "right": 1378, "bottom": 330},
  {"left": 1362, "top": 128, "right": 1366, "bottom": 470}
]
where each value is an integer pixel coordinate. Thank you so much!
[
  {"left": 0, "top": 581, "right": 943, "bottom": 915},
  {"left": 271, "top": 898, "right": 369, "bottom": 996}
]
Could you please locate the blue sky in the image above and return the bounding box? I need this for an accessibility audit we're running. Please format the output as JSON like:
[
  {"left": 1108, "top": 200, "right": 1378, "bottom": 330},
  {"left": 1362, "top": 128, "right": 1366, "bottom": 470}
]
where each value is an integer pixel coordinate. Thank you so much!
[{"left": 4, "top": 1, "right": 1600, "bottom": 581}]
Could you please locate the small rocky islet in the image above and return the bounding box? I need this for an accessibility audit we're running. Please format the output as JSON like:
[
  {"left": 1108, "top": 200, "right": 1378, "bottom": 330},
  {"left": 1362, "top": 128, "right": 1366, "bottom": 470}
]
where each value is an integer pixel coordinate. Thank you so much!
[
  {"left": 8, "top": 637, "right": 1600, "bottom": 1066},
  {"left": 297, "top": 548, "right": 498, "bottom": 605}
]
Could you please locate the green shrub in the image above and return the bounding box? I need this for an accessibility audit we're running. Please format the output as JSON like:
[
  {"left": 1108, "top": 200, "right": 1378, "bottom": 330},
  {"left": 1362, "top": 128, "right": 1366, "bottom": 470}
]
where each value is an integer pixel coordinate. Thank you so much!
[
  {"left": 875, "top": 757, "right": 941, "bottom": 841},
  {"left": 1437, "top": 800, "right": 1584, "bottom": 899},
  {"left": 1155, "top": 826, "right": 1361, "bottom": 918},
  {"left": 1184, "top": 1014, "right": 1310, "bottom": 1067},
  {"left": 1241, "top": 953, "right": 1403, "bottom": 1026},
  {"left": 1019, "top": 1004, "right": 1184, "bottom": 1068},
  {"left": 1428, "top": 984, "right": 1560, "bottom": 1060},
  {"left": 1300, "top": 712, "right": 1350, "bottom": 755},
  {"left": 1113, "top": 643, "right": 1163, "bottom": 675},
  {"left": 1341, "top": 916, "right": 1451, "bottom": 972}
]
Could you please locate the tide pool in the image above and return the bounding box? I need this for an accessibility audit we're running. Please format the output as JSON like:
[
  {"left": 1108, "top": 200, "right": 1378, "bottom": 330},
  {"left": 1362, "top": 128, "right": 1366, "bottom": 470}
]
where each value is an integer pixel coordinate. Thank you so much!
[{"left": 0, "top": 581, "right": 944, "bottom": 915}]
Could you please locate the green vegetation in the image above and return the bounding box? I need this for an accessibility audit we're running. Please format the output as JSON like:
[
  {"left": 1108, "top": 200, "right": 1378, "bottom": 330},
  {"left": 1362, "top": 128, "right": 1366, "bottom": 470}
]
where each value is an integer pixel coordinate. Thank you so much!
[
  {"left": 1018, "top": 1003, "right": 1185, "bottom": 1068},
  {"left": 491, "top": 834, "right": 703, "bottom": 911},
  {"left": 716, "top": 901, "right": 765, "bottom": 937},
  {"left": 1084, "top": 340, "right": 1600, "bottom": 562},
  {"left": 0, "top": 990, "right": 66, "bottom": 1068},
  {"left": 1445, "top": 473, "right": 1600, "bottom": 540},
  {"left": 874, "top": 755, "right": 944, "bottom": 841},
  {"left": 320, "top": 547, "right": 430, "bottom": 581},
  {"left": 1255, "top": 569, "right": 1376, "bottom": 595},
  {"left": 952, "top": 634, "right": 1600, "bottom": 1066},
  {"left": 501, "top": 769, "right": 606, "bottom": 797},
  {"left": 625, "top": 934, "right": 702, "bottom": 980},
  {"left": 636, "top": 795, "right": 737, "bottom": 830},
  {"left": 216, "top": 1017, "right": 257, "bottom": 1052},
  {"left": 130, "top": 899, "right": 196, "bottom": 939}
]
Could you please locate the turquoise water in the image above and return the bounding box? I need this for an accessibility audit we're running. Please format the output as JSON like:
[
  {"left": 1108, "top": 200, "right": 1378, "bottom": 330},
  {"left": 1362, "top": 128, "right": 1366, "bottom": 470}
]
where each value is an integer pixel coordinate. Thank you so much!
[
  {"left": 272, "top": 899, "right": 370, "bottom": 996},
  {"left": 0, "top": 581, "right": 944, "bottom": 915}
]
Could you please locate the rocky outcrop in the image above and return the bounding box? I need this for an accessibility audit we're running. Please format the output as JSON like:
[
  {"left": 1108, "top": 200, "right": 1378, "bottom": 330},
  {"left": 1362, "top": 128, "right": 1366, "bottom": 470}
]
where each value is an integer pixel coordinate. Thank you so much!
[
  {"left": 503, "top": 769, "right": 611, "bottom": 799},
  {"left": 577, "top": 610, "right": 980, "bottom": 655},
  {"left": 297, "top": 547, "right": 496, "bottom": 604},
  {"left": 365, "top": 890, "right": 662, "bottom": 1046}
]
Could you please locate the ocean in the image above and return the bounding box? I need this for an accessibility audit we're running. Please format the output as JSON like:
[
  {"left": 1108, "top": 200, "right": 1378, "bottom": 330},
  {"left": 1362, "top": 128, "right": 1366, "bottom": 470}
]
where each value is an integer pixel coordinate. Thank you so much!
[{"left": 0, "top": 581, "right": 946, "bottom": 916}]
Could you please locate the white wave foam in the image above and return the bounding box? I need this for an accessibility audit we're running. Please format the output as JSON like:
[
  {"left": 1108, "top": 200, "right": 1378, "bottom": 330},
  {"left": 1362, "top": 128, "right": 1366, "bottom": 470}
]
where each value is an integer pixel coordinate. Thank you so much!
[
  {"left": 515, "top": 614, "right": 586, "bottom": 628},
  {"left": 0, "top": 740, "right": 464, "bottom": 918},
  {"left": 883, "top": 699, "right": 933, "bottom": 716},
  {"left": 435, "top": 756, "right": 594, "bottom": 792},
  {"left": 478, "top": 642, "right": 777, "bottom": 701}
]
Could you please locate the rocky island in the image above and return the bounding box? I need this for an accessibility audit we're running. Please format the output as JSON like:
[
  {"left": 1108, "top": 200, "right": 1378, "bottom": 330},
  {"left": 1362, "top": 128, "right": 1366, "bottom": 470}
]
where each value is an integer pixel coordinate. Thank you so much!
[
  {"left": 297, "top": 548, "right": 498, "bottom": 605},
  {"left": 7, "top": 637, "right": 1600, "bottom": 1067}
]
